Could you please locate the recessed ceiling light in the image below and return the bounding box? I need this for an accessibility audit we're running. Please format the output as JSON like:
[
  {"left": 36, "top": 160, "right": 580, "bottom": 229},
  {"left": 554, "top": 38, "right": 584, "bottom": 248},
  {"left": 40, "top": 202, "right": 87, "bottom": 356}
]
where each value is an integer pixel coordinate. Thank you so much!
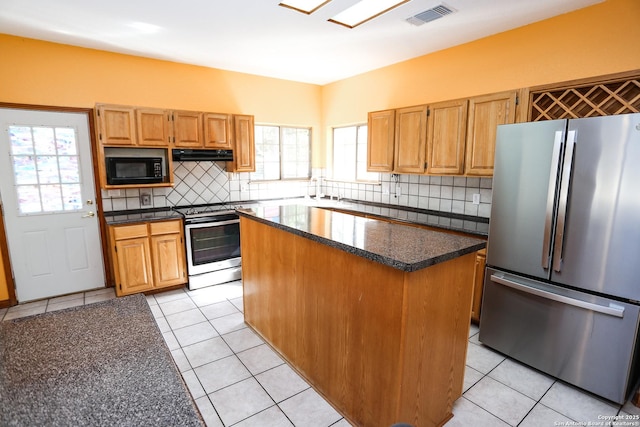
[
  {"left": 329, "top": 0, "right": 410, "bottom": 28},
  {"left": 279, "top": 0, "right": 332, "bottom": 14}
]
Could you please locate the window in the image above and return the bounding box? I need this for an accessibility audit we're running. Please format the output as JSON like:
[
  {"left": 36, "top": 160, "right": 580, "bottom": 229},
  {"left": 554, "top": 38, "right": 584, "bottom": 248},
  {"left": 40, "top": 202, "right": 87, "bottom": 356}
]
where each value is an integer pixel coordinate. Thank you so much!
[
  {"left": 332, "top": 124, "right": 378, "bottom": 182},
  {"left": 251, "top": 125, "right": 311, "bottom": 181},
  {"left": 9, "top": 125, "right": 83, "bottom": 215}
]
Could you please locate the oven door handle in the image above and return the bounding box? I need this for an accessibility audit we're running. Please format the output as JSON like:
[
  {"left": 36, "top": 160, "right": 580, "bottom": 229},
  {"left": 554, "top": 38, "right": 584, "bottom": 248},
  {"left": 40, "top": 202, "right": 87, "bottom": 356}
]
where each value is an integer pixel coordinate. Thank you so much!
[{"left": 185, "top": 219, "right": 240, "bottom": 227}]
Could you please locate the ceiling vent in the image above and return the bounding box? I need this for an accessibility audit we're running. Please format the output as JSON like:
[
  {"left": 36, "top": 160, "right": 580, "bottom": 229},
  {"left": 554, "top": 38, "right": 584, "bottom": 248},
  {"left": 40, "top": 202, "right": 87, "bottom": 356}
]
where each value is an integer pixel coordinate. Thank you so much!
[{"left": 406, "top": 4, "right": 455, "bottom": 26}]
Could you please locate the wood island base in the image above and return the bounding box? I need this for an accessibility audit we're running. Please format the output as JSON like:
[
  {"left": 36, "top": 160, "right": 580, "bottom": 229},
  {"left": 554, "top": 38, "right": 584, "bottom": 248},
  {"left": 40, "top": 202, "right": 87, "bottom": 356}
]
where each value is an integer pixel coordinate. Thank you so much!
[{"left": 240, "top": 215, "right": 476, "bottom": 427}]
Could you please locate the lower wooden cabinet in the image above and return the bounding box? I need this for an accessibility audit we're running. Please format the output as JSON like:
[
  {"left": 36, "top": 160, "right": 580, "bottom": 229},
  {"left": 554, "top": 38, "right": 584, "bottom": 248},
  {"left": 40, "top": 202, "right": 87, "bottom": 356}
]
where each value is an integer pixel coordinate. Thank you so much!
[
  {"left": 471, "top": 248, "right": 487, "bottom": 323},
  {"left": 109, "top": 219, "right": 187, "bottom": 296}
]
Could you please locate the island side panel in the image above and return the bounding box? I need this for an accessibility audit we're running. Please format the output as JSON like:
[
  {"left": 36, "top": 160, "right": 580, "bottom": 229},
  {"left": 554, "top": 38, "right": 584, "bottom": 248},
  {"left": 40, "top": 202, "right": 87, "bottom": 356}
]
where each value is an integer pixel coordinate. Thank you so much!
[
  {"left": 240, "top": 214, "right": 477, "bottom": 427},
  {"left": 240, "top": 217, "right": 299, "bottom": 361},
  {"left": 296, "top": 233, "right": 405, "bottom": 427},
  {"left": 241, "top": 216, "right": 406, "bottom": 426},
  {"left": 396, "top": 252, "right": 476, "bottom": 426}
]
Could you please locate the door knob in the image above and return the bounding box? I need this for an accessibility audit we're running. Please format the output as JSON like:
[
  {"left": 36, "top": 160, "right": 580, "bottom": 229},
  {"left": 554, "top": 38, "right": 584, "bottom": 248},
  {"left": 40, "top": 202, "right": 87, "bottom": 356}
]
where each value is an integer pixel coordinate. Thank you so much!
[{"left": 82, "top": 211, "right": 95, "bottom": 218}]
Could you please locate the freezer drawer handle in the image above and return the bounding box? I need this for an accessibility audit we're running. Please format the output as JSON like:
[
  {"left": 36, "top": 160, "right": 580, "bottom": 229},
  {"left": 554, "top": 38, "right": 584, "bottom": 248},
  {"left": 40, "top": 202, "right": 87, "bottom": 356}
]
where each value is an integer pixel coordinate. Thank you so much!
[{"left": 491, "top": 274, "right": 625, "bottom": 318}]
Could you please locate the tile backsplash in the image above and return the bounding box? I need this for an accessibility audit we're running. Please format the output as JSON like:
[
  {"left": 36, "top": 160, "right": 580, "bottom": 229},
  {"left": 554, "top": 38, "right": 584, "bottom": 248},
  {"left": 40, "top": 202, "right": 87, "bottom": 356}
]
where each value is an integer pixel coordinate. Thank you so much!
[{"left": 101, "top": 161, "right": 492, "bottom": 219}]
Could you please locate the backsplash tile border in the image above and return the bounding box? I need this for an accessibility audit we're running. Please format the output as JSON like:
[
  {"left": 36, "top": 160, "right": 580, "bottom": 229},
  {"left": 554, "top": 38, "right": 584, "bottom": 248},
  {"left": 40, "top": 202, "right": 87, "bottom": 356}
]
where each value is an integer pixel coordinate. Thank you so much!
[{"left": 101, "top": 162, "right": 492, "bottom": 219}]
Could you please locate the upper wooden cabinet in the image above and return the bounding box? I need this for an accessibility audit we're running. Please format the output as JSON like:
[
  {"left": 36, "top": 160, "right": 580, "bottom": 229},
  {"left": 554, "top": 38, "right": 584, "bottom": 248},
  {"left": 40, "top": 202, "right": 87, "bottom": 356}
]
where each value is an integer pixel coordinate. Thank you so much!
[
  {"left": 96, "top": 105, "right": 137, "bottom": 146},
  {"left": 136, "top": 108, "right": 171, "bottom": 146},
  {"left": 426, "top": 99, "right": 468, "bottom": 175},
  {"left": 173, "top": 110, "right": 204, "bottom": 148},
  {"left": 464, "top": 91, "right": 517, "bottom": 176},
  {"left": 367, "top": 110, "right": 395, "bottom": 172},
  {"left": 367, "top": 106, "right": 427, "bottom": 174},
  {"left": 367, "top": 90, "right": 518, "bottom": 177},
  {"left": 394, "top": 105, "right": 428, "bottom": 174},
  {"left": 203, "top": 113, "right": 232, "bottom": 149},
  {"left": 228, "top": 114, "right": 255, "bottom": 172}
]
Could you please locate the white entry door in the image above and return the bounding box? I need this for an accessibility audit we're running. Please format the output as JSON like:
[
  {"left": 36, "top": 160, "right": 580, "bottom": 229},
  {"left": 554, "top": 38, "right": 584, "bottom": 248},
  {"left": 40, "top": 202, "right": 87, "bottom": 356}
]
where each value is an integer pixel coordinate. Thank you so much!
[{"left": 0, "top": 108, "right": 105, "bottom": 302}]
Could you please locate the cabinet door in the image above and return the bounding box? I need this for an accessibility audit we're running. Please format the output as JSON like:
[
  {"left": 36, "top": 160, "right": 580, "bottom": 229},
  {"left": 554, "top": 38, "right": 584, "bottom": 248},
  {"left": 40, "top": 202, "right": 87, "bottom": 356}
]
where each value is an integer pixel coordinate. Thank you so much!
[
  {"left": 230, "top": 115, "right": 255, "bottom": 172},
  {"left": 173, "top": 111, "right": 203, "bottom": 148},
  {"left": 150, "top": 221, "right": 187, "bottom": 288},
  {"left": 114, "top": 236, "right": 154, "bottom": 296},
  {"left": 427, "top": 99, "right": 468, "bottom": 175},
  {"left": 367, "top": 110, "right": 395, "bottom": 172},
  {"left": 136, "top": 108, "right": 171, "bottom": 147},
  {"left": 203, "top": 113, "right": 232, "bottom": 149},
  {"left": 96, "top": 105, "right": 136, "bottom": 146},
  {"left": 471, "top": 249, "right": 486, "bottom": 323},
  {"left": 465, "top": 91, "right": 517, "bottom": 176},
  {"left": 150, "top": 233, "right": 186, "bottom": 288},
  {"left": 394, "top": 105, "right": 427, "bottom": 174}
]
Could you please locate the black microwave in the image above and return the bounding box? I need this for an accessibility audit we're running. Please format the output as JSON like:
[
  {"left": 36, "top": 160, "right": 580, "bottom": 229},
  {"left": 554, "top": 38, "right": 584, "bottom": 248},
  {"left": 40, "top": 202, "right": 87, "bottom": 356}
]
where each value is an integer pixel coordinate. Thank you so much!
[{"left": 106, "top": 157, "right": 164, "bottom": 185}]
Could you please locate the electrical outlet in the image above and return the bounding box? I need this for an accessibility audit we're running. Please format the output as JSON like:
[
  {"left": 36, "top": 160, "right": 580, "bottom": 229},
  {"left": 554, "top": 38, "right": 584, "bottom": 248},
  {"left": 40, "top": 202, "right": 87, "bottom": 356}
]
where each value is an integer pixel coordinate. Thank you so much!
[
  {"left": 472, "top": 193, "right": 480, "bottom": 205},
  {"left": 140, "top": 194, "right": 151, "bottom": 206}
]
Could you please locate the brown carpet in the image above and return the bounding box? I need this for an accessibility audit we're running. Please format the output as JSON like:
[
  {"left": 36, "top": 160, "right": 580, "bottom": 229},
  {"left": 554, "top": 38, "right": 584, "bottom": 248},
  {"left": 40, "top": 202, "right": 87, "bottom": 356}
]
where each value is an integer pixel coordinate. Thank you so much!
[{"left": 0, "top": 293, "right": 204, "bottom": 427}]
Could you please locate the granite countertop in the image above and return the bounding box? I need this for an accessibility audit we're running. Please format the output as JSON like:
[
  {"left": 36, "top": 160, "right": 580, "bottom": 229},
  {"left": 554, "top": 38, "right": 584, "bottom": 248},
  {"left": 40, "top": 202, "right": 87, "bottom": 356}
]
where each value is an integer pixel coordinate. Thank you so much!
[
  {"left": 333, "top": 201, "right": 489, "bottom": 237},
  {"left": 103, "top": 208, "right": 182, "bottom": 225},
  {"left": 238, "top": 204, "right": 486, "bottom": 272},
  {"left": 251, "top": 198, "right": 489, "bottom": 237}
]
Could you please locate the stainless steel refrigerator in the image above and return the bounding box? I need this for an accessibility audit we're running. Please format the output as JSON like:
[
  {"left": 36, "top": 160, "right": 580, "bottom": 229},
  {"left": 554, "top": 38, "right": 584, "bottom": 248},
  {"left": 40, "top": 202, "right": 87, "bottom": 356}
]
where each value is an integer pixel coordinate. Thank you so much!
[{"left": 479, "top": 113, "right": 640, "bottom": 404}]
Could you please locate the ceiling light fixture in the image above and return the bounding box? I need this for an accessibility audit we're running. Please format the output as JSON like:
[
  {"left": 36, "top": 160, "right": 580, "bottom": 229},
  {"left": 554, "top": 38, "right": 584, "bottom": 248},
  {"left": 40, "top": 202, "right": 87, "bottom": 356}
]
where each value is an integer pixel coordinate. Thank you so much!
[
  {"left": 279, "top": 0, "right": 332, "bottom": 14},
  {"left": 329, "top": 0, "right": 410, "bottom": 28}
]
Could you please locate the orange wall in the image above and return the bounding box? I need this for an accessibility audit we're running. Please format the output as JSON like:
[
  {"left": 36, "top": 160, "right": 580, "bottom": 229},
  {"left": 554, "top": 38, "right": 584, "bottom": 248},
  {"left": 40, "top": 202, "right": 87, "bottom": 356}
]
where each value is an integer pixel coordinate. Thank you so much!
[
  {"left": 322, "top": 0, "right": 640, "bottom": 129},
  {"left": 0, "top": 34, "right": 323, "bottom": 163}
]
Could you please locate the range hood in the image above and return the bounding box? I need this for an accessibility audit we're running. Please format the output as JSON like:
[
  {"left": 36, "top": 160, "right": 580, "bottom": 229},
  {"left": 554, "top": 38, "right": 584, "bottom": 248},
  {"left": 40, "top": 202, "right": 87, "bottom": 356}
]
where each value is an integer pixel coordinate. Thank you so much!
[{"left": 172, "top": 149, "right": 233, "bottom": 161}]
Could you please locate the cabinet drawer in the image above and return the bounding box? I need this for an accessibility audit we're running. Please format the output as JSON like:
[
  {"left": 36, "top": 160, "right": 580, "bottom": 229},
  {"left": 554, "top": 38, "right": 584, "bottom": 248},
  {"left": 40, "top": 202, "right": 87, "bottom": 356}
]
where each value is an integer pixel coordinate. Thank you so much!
[
  {"left": 112, "top": 224, "right": 148, "bottom": 240},
  {"left": 150, "top": 220, "right": 181, "bottom": 235}
]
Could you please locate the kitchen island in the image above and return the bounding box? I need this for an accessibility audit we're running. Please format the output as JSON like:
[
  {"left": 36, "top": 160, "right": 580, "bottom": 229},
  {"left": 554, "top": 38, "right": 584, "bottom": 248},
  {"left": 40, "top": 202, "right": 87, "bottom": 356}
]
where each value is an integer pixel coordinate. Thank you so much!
[{"left": 238, "top": 205, "right": 486, "bottom": 427}]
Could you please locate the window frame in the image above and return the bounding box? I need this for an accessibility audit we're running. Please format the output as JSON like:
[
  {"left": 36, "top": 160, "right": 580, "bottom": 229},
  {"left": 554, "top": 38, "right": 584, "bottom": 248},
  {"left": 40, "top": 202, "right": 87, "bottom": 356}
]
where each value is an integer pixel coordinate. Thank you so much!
[
  {"left": 251, "top": 124, "right": 312, "bottom": 182},
  {"left": 331, "top": 123, "right": 379, "bottom": 184}
]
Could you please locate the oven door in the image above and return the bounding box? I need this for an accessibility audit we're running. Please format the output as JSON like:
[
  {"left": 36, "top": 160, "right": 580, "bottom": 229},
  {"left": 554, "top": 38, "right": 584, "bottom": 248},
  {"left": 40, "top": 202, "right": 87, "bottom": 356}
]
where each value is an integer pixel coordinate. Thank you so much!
[{"left": 184, "top": 218, "right": 241, "bottom": 276}]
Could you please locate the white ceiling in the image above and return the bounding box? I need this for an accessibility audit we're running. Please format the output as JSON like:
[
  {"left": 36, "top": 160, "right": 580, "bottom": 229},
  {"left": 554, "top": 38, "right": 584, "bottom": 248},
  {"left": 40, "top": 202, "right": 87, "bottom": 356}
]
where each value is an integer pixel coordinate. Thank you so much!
[{"left": 0, "top": 0, "right": 601, "bottom": 85}]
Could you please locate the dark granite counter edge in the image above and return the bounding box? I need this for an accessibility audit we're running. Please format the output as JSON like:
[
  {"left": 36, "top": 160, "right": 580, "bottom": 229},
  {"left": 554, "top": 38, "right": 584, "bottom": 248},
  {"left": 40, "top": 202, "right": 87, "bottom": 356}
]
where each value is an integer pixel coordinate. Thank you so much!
[
  {"left": 103, "top": 207, "right": 182, "bottom": 225},
  {"left": 237, "top": 209, "right": 486, "bottom": 273}
]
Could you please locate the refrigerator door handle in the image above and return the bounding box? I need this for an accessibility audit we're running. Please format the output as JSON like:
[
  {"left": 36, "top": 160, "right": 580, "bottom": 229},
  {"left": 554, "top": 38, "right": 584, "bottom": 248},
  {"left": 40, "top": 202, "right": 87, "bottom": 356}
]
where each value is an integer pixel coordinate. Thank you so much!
[
  {"left": 553, "top": 130, "right": 576, "bottom": 272},
  {"left": 490, "top": 274, "right": 625, "bottom": 318},
  {"left": 541, "top": 131, "right": 564, "bottom": 269}
]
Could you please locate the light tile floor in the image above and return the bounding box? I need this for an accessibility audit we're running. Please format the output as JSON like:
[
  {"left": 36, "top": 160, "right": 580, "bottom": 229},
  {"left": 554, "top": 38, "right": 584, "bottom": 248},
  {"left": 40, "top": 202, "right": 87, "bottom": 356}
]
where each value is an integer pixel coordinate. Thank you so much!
[{"left": 2, "top": 282, "right": 640, "bottom": 427}]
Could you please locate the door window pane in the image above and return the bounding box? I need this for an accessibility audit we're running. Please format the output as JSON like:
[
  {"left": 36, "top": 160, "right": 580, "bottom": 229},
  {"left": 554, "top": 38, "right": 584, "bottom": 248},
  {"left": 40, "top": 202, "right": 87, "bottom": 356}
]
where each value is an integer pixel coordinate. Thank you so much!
[
  {"left": 12, "top": 156, "right": 38, "bottom": 184},
  {"left": 9, "top": 126, "right": 35, "bottom": 155},
  {"left": 16, "top": 185, "right": 41, "bottom": 214},
  {"left": 9, "top": 125, "right": 83, "bottom": 215},
  {"left": 33, "top": 127, "right": 56, "bottom": 154},
  {"left": 36, "top": 156, "right": 60, "bottom": 183}
]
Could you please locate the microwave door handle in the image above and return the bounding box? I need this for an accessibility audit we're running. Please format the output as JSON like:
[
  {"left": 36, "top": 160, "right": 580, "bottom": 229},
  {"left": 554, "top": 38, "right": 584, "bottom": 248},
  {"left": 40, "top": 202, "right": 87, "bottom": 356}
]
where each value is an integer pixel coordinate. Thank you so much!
[
  {"left": 552, "top": 130, "right": 576, "bottom": 272},
  {"left": 541, "top": 131, "right": 563, "bottom": 269}
]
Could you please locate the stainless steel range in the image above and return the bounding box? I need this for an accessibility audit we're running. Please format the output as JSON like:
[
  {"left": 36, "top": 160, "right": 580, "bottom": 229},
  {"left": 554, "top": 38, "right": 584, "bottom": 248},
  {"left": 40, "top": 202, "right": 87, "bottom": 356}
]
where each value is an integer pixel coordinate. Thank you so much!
[{"left": 174, "top": 204, "right": 242, "bottom": 290}]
